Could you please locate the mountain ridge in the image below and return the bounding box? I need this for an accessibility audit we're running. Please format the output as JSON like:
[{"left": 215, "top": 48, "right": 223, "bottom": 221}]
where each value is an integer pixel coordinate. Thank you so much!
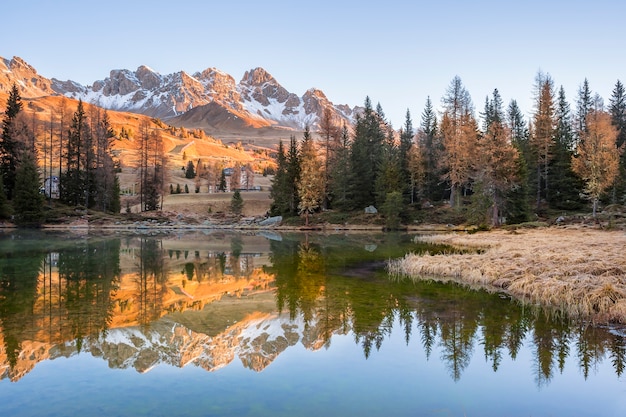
[{"left": 0, "top": 55, "right": 359, "bottom": 134}]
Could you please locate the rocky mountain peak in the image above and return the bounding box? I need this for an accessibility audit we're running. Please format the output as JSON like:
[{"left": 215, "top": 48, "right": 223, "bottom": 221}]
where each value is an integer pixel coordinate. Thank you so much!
[
  {"left": 0, "top": 56, "right": 54, "bottom": 97},
  {"left": 0, "top": 55, "right": 359, "bottom": 132},
  {"left": 135, "top": 65, "right": 162, "bottom": 90},
  {"left": 241, "top": 67, "right": 275, "bottom": 86}
]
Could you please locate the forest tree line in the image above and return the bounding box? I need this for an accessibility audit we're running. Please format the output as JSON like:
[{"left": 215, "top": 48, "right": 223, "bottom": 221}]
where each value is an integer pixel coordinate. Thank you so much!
[
  {"left": 270, "top": 74, "right": 626, "bottom": 227},
  {"left": 0, "top": 84, "right": 158, "bottom": 224}
]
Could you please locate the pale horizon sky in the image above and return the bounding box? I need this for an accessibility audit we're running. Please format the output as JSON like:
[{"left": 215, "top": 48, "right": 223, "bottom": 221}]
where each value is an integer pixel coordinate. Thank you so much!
[{"left": 3, "top": 0, "right": 625, "bottom": 129}]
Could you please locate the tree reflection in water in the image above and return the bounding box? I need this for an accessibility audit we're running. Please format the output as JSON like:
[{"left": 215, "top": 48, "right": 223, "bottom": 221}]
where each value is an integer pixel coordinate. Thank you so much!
[
  {"left": 0, "top": 231, "right": 624, "bottom": 388},
  {"left": 268, "top": 233, "right": 626, "bottom": 384}
]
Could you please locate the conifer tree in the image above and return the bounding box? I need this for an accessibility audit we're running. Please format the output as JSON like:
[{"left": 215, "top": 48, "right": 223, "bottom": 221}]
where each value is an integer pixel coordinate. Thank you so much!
[
  {"left": 318, "top": 107, "right": 339, "bottom": 209},
  {"left": 440, "top": 76, "right": 477, "bottom": 208},
  {"left": 328, "top": 124, "right": 351, "bottom": 211},
  {"left": 474, "top": 89, "right": 520, "bottom": 226},
  {"left": 530, "top": 72, "right": 556, "bottom": 211},
  {"left": 285, "top": 135, "right": 301, "bottom": 215},
  {"left": 185, "top": 160, "right": 196, "bottom": 179},
  {"left": 270, "top": 136, "right": 300, "bottom": 216},
  {"left": 349, "top": 97, "right": 385, "bottom": 209},
  {"left": 572, "top": 110, "right": 620, "bottom": 216},
  {"left": 136, "top": 120, "right": 166, "bottom": 211},
  {"left": 13, "top": 151, "right": 44, "bottom": 227},
  {"left": 417, "top": 96, "right": 442, "bottom": 202},
  {"left": 93, "top": 110, "right": 119, "bottom": 212},
  {"left": 297, "top": 126, "right": 324, "bottom": 225},
  {"left": 270, "top": 140, "right": 289, "bottom": 216},
  {"left": 61, "top": 100, "right": 90, "bottom": 206},
  {"left": 0, "top": 84, "right": 25, "bottom": 199},
  {"left": 609, "top": 79, "right": 626, "bottom": 203},
  {"left": 230, "top": 189, "right": 244, "bottom": 217},
  {"left": 575, "top": 78, "right": 593, "bottom": 143},
  {"left": 549, "top": 86, "right": 584, "bottom": 209},
  {"left": 218, "top": 169, "right": 227, "bottom": 192},
  {"left": 407, "top": 142, "right": 425, "bottom": 204},
  {"left": 505, "top": 100, "right": 531, "bottom": 223},
  {"left": 375, "top": 127, "right": 402, "bottom": 207},
  {"left": 398, "top": 109, "right": 415, "bottom": 202}
]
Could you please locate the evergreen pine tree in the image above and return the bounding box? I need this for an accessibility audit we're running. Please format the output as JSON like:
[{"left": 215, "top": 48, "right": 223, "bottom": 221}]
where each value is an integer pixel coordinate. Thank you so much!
[
  {"left": 185, "top": 160, "right": 196, "bottom": 179},
  {"left": 270, "top": 140, "right": 289, "bottom": 216},
  {"left": 328, "top": 124, "right": 351, "bottom": 211},
  {"left": 529, "top": 72, "right": 556, "bottom": 211},
  {"left": 218, "top": 170, "right": 227, "bottom": 192},
  {"left": 108, "top": 176, "right": 121, "bottom": 214},
  {"left": 94, "top": 110, "right": 120, "bottom": 212},
  {"left": 230, "top": 189, "right": 244, "bottom": 217},
  {"left": 505, "top": 100, "right": 531, "bottom": 223},
  {"left": 375, "top": 127, "right": 402, "bottom": 207},
  {"left": 575, "top": 78, "right": 593, "bottom": 143},
  {"left": 0, "top": 83, "right": 24, "bottom": 200},
  {"left": 13, "top": 151, "right": 44, "bottom": 227},
  {"left": 609, "top": 80, "right": 626, "bottom": 204},
  {"left": 285, "top": 135, "right": 301, "bottom": 215},
  {"left": 417, "top": 96, "right": 443, "bottom": 202},
  {"left": 348, "top": 97, "right": 385, "bottom": 209},
  {"left": 61, "top": 100, "right": 89, "bottom": 206},
  {"left": 549, "top": 86, "right": 584, "bottom": 210},
  {"left": 398, "top": 109, "right": 415, "bottom": 203}
]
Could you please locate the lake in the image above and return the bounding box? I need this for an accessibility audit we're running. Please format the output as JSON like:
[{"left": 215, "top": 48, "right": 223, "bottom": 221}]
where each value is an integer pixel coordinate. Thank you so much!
[{"left": 0, "top": 230, "right": 624, "bottom": 417}]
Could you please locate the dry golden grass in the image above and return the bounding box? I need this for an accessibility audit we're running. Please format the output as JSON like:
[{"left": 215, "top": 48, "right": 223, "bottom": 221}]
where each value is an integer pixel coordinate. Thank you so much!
[{"left": 388, "top": 227, "right": 626, "bottom": 324}]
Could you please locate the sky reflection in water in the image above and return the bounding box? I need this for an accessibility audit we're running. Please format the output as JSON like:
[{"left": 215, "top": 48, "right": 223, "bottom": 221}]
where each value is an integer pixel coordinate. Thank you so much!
[{"left": 0, "top": 231, "right": 625, "bottom": 417}]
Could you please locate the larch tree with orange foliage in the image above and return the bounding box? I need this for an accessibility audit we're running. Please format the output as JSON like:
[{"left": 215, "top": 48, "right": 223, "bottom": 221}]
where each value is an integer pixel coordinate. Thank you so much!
[
  {"left": 297, "top": 126, "right": 324, "bottom": 226},
  {"left": 476, "top": 90, "right": 520, "bottom": 226},
  {"left": 440, "top": 76, "right": 478, "bottom": 208},
  {"left": 572, "top": 110, "right": 620, "bottom": 217},
  {"left": 530, "top": 73, "right": 556, "bottom": 211}
]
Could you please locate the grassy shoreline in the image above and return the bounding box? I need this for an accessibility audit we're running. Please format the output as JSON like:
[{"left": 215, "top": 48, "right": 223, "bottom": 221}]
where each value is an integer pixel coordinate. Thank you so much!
[{"left": 388, "top": 227, "right": 626, "bottom": 325}]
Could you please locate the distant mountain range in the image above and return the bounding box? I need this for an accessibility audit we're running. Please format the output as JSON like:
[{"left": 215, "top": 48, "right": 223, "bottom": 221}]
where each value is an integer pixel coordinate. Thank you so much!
[{"left": 0, "top": 56, "right": 359, "bottom": 133}]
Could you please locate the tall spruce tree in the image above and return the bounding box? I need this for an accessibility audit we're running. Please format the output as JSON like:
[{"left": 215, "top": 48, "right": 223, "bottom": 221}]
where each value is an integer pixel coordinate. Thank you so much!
[
  {"left": 549, "top": 86, "right": 584, "bottom": 209},
  {"left": 286, "top": 135, "right": 301, "bottom": 216},
  {"left": 61, "top": 100, "right": 89, "bottom": 206},
  {"left": 13, "top": 151, "right": 44, "bottom": 227},
  {"left": 575, "top": 78, "right": 593, "bottom": 144},
  {"left": 417, "top": 96, "right": 442, "bottom": 202},
  {"left": 0, "top": 84, "right": 24, "bottom": 200},
  {"left": 375, "top": 127, "right": 402, "bottom": 208},
  {"left": 348, "top": 97, "right": 385, "bottom": 209},
  {"left": 506, "top": 100, "right": 531, "bottom": 223},
  {"left": 609, "top": 80, "right": 626, "bottom": 203},
  {"left": 328, "top": 124, "right": 351, "bottom": 211},
  {"left": 93, "top": 110, "right": 119, "bottom": 212},
  {"left": 270, "top": 140, "right": 289, "bottom": 216},
  {"left": 530, "top": 72, "right": 556, "bottom": 211},
  {"left": 399, "top": 109, "right": 415, "bottom": 203}
]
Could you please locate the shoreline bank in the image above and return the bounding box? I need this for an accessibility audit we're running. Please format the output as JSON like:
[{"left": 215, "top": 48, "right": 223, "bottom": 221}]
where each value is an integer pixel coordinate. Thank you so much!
[{"left": 388, "top": 227, "right": 626, "bottom": 325}]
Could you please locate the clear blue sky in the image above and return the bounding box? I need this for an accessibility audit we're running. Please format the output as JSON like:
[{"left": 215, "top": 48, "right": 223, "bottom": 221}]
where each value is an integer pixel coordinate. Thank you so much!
[{"left": 2, "top": 0, "right": 625, "bottom": 128}]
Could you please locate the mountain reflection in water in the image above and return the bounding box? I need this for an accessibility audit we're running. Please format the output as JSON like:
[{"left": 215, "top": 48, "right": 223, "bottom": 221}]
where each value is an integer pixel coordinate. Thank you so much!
[{"left": 0, "top": 230, "right": 625, "bottom": 391}]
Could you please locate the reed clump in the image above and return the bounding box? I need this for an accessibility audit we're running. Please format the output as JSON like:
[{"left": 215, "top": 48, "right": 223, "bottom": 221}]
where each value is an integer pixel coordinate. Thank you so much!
[{"left": 388, "top": 228, "right": 626, "bottom": 324}]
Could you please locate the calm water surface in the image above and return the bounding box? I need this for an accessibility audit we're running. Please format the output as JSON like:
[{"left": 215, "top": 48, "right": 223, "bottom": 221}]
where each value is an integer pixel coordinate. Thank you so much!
[{"left": 0, "top": 230, "right": 624, "bottom": 417}]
